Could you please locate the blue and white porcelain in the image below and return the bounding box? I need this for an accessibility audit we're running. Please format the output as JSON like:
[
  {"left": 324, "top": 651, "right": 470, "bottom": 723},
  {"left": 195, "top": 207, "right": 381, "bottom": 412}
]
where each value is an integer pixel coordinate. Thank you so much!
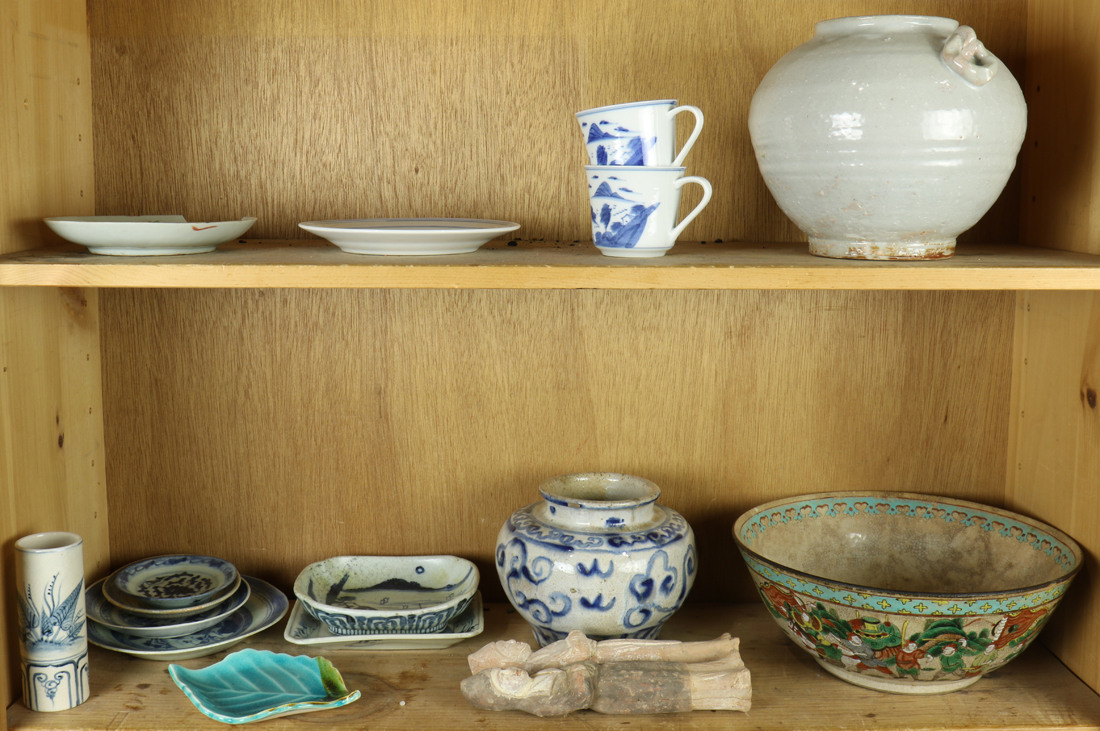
[
  {"left": 170, "top": 649, "right": 360, "bottom": 724},
  {"left": 15, "top": 532, "right": 90, "bottom": 712},
  {"left": 576, "top": 100, "right": 704, "bottom": 167},
  {"left": 86, "top": 576, "right": 250, "bottom": 639},
  {"left": 284, "top": 593, "right": 485, "bottom": 650},
  {"left": 586, "top": 166, "right": 712, "bottom": 257},
  {"left": 111, "top": 554, "right": 239, "bottom": 609},
  {"left": 103, "top": 563, "right": 241, "bottom": 620},
  {"left": 293, "top": 555, "right": 479, "bottom": 635},
  {"left": 87, "top": 576, "right": 287, "bottom": 661},
  {"left": 496, "top": 473, "right": 697, "bottom": 646}
]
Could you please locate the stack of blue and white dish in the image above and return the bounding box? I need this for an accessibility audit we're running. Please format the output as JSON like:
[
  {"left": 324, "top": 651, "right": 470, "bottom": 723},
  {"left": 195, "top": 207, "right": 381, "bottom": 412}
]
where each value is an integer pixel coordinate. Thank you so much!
[
  {"left": 284, "top": 555, "right": 484, "bottom": 650},
  {"left": 86, "top": 554, "right": 287, "bottom": 661}
]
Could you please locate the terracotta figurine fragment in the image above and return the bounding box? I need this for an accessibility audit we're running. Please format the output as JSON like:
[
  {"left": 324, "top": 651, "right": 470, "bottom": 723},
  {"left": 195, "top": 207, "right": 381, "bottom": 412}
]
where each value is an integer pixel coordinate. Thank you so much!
[{"left": 461, "top": 631, "right": 751, "bottom": 717}]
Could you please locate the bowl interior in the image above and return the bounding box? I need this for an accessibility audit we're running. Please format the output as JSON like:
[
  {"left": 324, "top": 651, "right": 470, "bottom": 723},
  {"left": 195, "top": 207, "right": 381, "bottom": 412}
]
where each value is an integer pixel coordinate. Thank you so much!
[
  {"left": 299, "top": 556, "right": 478, "bottom": 611},
  {"left": 737, "top": 494, "right": 1078, "bottom": 594}
]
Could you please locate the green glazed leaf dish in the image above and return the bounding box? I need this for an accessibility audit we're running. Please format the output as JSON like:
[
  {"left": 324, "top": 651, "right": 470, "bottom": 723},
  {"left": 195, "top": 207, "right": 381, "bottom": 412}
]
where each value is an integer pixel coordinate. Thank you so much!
[{"left": 169, "top": 648, "right": 360, "bottom": 724}]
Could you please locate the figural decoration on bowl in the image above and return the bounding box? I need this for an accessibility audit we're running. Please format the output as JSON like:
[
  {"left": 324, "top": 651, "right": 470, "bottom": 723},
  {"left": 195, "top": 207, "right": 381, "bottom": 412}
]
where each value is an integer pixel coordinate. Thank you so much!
[
  {"left": 733, "top": 492, "right": 1081, "bottom": 694},
  {"left": 748, "top": 15, "right": 1027, "bottom": 260},
  {"left": 497, "top": 473, "right": 696, "bottom": 646}
]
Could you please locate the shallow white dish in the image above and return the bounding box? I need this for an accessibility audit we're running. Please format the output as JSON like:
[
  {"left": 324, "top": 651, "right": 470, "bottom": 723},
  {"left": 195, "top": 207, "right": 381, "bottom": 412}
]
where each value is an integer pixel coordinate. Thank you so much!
[
  {"left": 283, "top": 593, "right": 483, "bottom": 650},
  {"left": 297, "top": 218, "right": 520, "bottom": 255},
  {"left": 86, "top": 577, "right": 251, "bottom": 639},
  {"left": 44, "top": 215, "right": 256, "bottom": 256},
  {"left": 88, "top": 576, "right": 287, "bottom": 661}
]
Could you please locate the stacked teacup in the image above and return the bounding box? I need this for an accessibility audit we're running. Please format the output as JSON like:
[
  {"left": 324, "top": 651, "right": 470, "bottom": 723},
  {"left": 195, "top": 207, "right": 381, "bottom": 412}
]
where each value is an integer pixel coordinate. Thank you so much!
[{"left": 576, "top": 100, "right": 712, "bottom": 257}]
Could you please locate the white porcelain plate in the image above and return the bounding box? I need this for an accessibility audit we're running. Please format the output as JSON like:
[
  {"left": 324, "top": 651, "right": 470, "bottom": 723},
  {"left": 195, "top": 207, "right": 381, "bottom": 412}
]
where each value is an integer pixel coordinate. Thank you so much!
[
  {"left": 88, "top": 577, "right": 287, "bottom": 661},
  {"left": 297, "top": 218, "right": 520, "bottom": 255},
  {"left": 86, "top": 577, "right": 251, "bottom": 639},
  {"left": 44, "top": 216, "right": 257, "bottom": 256},
  {"left": 283, "top": 592, "right": 484, "bottom": 650}
]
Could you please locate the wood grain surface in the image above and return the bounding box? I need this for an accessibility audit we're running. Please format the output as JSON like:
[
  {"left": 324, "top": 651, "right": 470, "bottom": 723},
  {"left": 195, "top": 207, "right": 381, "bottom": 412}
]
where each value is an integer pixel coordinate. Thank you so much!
[
  {"left": 99, "top": 288, "right": 1014, "bottom": 605},
  {"left": 1007, "top": 290, "right": 1100, "bottom": 692},
  {"left": 1020, "top": 0, "right": 1100, "bottom": 255},
  {"left": 0, "top": 0, "right": 107, "bottom": 712},
  {"left": 10, "top": 602, "right": 1100, "bottom": 731},
  {"left": 87, "top": 0, "right": 1027, "bottom": 245},
  {"left": 3, "top": 240, "right": 1100, "bottom": 289}
]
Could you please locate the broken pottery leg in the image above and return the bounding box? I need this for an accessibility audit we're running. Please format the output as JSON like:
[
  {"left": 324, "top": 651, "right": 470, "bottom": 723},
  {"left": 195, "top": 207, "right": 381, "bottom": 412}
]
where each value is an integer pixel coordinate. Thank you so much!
[{"left": 522, "top": 630, "right": 741, "bottom": 673}]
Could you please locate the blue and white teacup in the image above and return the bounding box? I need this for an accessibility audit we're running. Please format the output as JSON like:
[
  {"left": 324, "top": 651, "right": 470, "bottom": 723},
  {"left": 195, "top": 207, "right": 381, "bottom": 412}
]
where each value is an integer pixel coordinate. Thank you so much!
[
  {"left": 576, "top": 100, "right": 704, "bottom": 167},
  {"left": 586, "top": 165, "right": 712, "bottom": 258}
]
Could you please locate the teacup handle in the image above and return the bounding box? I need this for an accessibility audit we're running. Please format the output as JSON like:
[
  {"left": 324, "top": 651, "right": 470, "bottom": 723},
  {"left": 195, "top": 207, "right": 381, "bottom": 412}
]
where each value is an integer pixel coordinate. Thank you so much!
[
  {"left": 669, "top": 105, "right": 704, "bottom": 166},
  {"left": 669, "top": 176, "right": 713, "bottom": 241}
]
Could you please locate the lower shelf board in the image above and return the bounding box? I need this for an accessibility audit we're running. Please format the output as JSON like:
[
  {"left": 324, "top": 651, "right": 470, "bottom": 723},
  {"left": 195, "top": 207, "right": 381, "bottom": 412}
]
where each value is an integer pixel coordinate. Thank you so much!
[{"left": 8, "top": 602, "right": 1100, "bottom": 730}]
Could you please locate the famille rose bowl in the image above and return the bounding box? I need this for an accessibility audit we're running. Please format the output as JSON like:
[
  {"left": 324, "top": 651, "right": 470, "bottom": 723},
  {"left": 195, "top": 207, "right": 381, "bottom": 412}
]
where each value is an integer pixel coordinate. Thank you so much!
[{"left": 733, "top": 492, "right": 1081, "bottom": 694}]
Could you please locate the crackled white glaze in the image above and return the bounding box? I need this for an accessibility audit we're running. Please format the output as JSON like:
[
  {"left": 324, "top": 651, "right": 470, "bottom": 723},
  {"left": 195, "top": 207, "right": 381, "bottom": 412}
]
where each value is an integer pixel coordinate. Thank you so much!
[{"left": 748, "top": 15, "right": 1026, "bottom": 260}]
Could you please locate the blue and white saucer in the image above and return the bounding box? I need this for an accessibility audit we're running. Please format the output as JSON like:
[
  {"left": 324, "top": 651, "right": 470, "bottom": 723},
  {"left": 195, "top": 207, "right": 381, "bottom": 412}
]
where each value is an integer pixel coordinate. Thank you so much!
[
  {"left": 88, "top": 577, "right": 287, "bottom": 661},
  {"left": 87, "top": 577, "right": 250, "bottom": 639}
]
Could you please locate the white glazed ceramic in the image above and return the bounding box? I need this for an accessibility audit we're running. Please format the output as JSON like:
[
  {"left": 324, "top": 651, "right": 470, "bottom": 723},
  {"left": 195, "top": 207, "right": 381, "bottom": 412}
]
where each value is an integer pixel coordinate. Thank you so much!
[
  {"left": 86, "top": 577, "right": 251, "bottom": 639},
  {"left": 576, "top": 100, "right": 704, "bottom": 166},
  {"left": 284, "top": 593, "right": 485, "bottom": 650},
  {"left": 293, "top": 555, "right": 479, "bottom": 635},
  {"left": 748, "top": 16, "right": 1026, "bottom": 260},
  {"left": 44, "top": 216, "right": 256, "bottom": 256},
  {"left": 298, "top": 218, "right": 520, "bottom": 255},
  {"left": 87, "top": 577, "right": 287, "bottom": 661},
  {"left": 585, "top": 166, "right": 712, "bottom": 257},
  {"left": 111, "top": 554, "right": 239, "bottom": 609},
  {"left": 15, "top": 532, "right": 90, "bottom": 711},
  {"left": 497, "top": 473, "right": 697, "bottom": 646}
]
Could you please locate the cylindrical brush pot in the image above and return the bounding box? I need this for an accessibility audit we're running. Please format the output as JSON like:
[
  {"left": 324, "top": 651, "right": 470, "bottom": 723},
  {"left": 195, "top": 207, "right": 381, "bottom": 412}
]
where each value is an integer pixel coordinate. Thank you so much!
[{"left": 15, "top": 532, "right": 90, "bottom": 712}]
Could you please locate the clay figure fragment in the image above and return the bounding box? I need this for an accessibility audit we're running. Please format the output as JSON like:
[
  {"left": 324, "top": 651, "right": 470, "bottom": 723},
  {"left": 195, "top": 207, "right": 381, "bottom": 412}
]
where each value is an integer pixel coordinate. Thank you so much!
[{"left": 461, "top": 631, "right": 751, "bottom": 717}]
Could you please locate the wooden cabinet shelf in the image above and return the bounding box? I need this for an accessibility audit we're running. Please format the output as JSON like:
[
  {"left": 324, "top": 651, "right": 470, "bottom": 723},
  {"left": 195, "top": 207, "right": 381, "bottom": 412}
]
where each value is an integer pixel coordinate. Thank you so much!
[
  {"left": 3, "top": 241, "right": 1100, "bottom": 290},
  {"left": 4, "top": 1, "right": 1100, "bottom": 729},
  {"left": 8, "top": 603, "right": 1100, "bottom": 731}
]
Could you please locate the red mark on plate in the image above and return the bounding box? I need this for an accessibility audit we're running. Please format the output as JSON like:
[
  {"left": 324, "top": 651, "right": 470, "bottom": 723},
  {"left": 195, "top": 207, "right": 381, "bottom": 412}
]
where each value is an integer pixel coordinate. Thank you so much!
[{"left": 191, "top": 225, "right": 216, "bottom": 231}]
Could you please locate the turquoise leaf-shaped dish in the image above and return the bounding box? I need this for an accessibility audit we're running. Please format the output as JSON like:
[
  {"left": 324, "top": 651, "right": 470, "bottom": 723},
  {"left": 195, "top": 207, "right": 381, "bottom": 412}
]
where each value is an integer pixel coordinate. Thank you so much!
[{"left": 169, "top": 648, "right": 360, "bottom": 724}]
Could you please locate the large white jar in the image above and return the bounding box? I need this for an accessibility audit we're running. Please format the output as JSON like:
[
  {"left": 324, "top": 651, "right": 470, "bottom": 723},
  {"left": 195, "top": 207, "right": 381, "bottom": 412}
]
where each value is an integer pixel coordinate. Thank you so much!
[{"left": 749, "top": 16, "right": 1026, "bottom": 260}]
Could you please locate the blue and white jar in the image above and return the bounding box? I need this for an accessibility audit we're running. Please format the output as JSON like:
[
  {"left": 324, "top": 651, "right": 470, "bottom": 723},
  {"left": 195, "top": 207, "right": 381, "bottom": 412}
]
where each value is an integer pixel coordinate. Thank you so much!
[
  {"left": 496, "top": 473, "right": 696, "bottom": 646},
  {"left": 15, "top": 532, "right": 90, "bottom": 712}
]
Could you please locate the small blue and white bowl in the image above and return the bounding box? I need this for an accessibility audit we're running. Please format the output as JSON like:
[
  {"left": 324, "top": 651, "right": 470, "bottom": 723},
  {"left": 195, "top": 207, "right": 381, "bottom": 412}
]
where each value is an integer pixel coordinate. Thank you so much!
[
  {"left": 111, "top": 554, "right": 239, "bottom": 609},
  {"left": 293, "top": 555, "right": 479, "bottom": 636}
]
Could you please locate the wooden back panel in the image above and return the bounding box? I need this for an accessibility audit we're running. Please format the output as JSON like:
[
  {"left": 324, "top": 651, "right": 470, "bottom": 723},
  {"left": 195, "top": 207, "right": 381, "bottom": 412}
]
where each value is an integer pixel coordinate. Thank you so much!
[
  {"left": 89, "top": 0, "right": 1027, "bottom": 244},
  {"left": 100, "top": 288, "right": 1015, "bottom": 603}
]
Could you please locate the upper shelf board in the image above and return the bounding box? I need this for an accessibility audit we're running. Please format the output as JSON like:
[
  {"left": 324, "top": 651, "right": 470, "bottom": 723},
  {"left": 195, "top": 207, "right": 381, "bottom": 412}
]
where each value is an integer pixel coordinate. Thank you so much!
[{"left": 2, "top": 240, "right": 1100, "bottom": 290}]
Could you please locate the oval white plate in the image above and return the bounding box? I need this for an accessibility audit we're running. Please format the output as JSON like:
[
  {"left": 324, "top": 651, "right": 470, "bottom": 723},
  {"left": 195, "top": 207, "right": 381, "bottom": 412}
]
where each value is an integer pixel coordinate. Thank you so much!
[
  {"left": 88, "top": 577, "right": 287, "bottom": 661},
  {"left": 45, "top": 216, "right": 256, "bottom": 256},
  {"left": 86, "top": 577, "right": 251, "bottom": 639},
  {"left": 298, "top": 218, "right": 520, "bottom": 255}
]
